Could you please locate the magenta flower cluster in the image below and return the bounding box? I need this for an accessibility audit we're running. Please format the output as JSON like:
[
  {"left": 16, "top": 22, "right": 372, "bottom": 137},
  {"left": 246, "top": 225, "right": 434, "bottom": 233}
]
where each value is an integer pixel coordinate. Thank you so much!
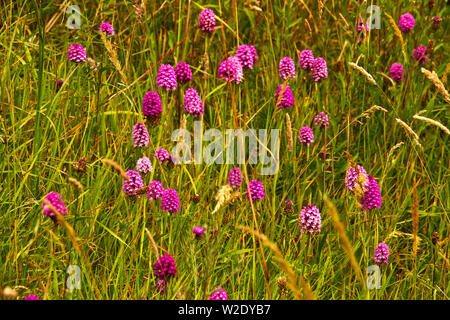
[
  {"left": 279, "top": 57, "right": 296, "bottom": 80},
  {"left": 314, "top": 112, "right": 329, "bottom": 127},
  {"left": 183, "top": 88, "right": 204, "bottom": 117},
  {"left": 175, "top": 62, "right": 193, "bottom": 84},
  {"left": 345, "top": 165, "right": 369, "bottom": 192},
  {"left": 412, "top": 46, "right": 429, "bottom": 65},
  {"left": 246, "top": 180, "right": 265, "bottom": 201},
  {"left": 156, "top": 64, "right": 177, "bottom": 91},
  {"left": 192, "top": 226, "right": 205, "bottom": 238},
  {"left": 218, "top": 56, "right": 244, "bottom": 84},
  {"left": 99, "top": 22, "right": 114, "bottom": 36},
  {"left": 398, "top": 13, "right": 415, "bottom": 33},
  {"left": 153, "top": 254, "right": 177, "bottom": 280},
  {"left": 299, "top": 50, "right": 315, "bottom": 71},
  {"left": 68, "top": 44, "right": 86, "bottom": 63},
  {"left": 299, "top": 204, "right": 322, "bottom": 233},
  {"left": 43, "top": 192, "right": 67, "bottom": 217},
  {"left": 198, "top": 8, "right": 216, "bottom": 33},
  {"left": 122, "top": 170, "right": 144, "bottom": 197},
  {"left": 311, "top": 57, "right": 328, "bottom": 82},
  {"left": 147, "top": 180, "right": 164, "bottom": 201},
  {"left": 209, "top": 287, "right": 229, "bottom": 300},
  {"left": 136, "top": 156, "right": 153, "bottom": 174},
  {"left": 298, "top": 126, "right": 314, "bottom": 146},
  {"left": 24, "top": 295, "right": 40, "bottom": 300},
  {"left": 373, "top": 242, "right": 389, "bottom": 265},
  {"left": 143, "top": 91, "right": 162, "bottom": 119},
  {"left": 389, "top": 63, "right": 404, "bottom": 83},
  {"left": 235, "top": 44, "right": 258, "bottom": 69},
  {"left": 154, "top": 148, "right": 171, "bottom": 163},
  {"left": 161, "top": 188, "right": 180, "bottom": 214},
  {"left": 360, "top": 175, "right": 382, "bottom": 211},
  {"left": 227, "top": 167, "right": 242, "bottom": 189},
  {"left": 275, "top": 84, "right": 294, "bottom": 109},
  {"left": 132, "top": 123, "right": 149, "bottom": 147}
]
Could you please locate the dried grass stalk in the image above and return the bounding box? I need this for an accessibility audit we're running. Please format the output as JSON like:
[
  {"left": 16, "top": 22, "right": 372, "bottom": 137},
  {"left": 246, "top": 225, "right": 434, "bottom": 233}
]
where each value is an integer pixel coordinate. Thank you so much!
[
  {"left": 412, "top": 181, "right": 419, "bottom": 256},
  {"left": 413, "top": 115, "right": 450, "bottom": 135},
  {"left": 286, "top": 113, "right": 293, "bottom": 152},
  {"left": 385, "top": 13, "right": 407, "bottom": 62},
  {"left": 102, "top": 158, "right": 130, "bottom": 180},
  {"left": 420, "top": 68, "right": 450, "bottom": 104},
  {"left": 68, "top": 177, "right": 83, "bottom": 192},
  {"left": 395, "top": 118, "right": 423, "bottom": 149},
  {"left": 349, "top": 62, "right": 377, "bottom": 85}
]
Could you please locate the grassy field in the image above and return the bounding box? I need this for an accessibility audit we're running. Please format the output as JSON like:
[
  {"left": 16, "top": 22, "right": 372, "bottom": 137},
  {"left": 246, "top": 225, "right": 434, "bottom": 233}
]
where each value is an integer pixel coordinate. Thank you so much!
[{"left": 0, "top": 0, "right": 448, "bottom": 300}]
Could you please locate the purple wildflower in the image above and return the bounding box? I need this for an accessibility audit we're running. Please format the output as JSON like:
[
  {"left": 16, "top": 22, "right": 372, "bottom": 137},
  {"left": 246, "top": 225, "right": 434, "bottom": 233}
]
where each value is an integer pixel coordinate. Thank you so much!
[
  {"left": 154, "top": 148, "right": 171, "bottom": 163},
  {"left": 156, "top": 280, "right": 165, "bottom": 294},
  {"left": 143, "top": 91, "right": 162, "bottom": 120},
  {"left": 227, "top": 167, "right": 242, "bottom": 189},
  {"left": 160, "top": 188, "right": 180, "bottom": 214},
  {"left": 432, "top": 16, "right": 442, "bottom": 31},
  {"left": 183, "top": 88, "right": 204, "bottom": 117},
  {"left": 279, "top": 57, "right": 296, "bottom": 80},
  {"left": 55, "top": 79, "right": 63, "bottom": 92},
  {"left": 209, "top": 287, "right": 228, "bottom": 300},
  {"left": 218, "top": 56, "right": 243, "bottom": 84},
  {"left": 389, "top": 63, "right": 404, "bottom": 83},
  {"left": 246, "top": 180, "right": 265, "bottom": 201},
  {"left": 275, "top": 84, "right": 294, "bottom": 109},
  {"left": 299, "top": 50, "right": 315, "bottom": 70},
  {"left": 345, "top": 165, "right": 369, "bottom": 192},
  {"left": 43, "top": 192, "right": 67, "bottom": 217},
  {"left": 235, "top": 44, "right": 258, "bottom": 69},
  {"left": 192, "top": 226, "right": 205, "bottom": 239},
  {"left": 360, "top": 175, "right": 382, "bottom": 210},
  {"left": 147, "top": 180, "right": 164, "bottom": 201},
  {"left": 299, "top": 204, "right": 321, "bottom": 234},
  {"left": 153, "top": 254, "right": 177, "bottom": 280},
  {"left": 198, "top": 8, "right": 216, "bottom": 33},
  {"left": 156, "top": 64, "right": 177, "bottom": 91},
  {"left": 136, "top": 156, "right": 153, "bottom": 174},
  {"left": 373, "top": 242, "right": 389, "bottom": 265},
  {"left": 356, "top": 18, "right": 369, "bottom": 41},
  {"left": 398, "top": 13, "right": 415, "bottom": 33},
  {"left": 314, "top": 112, "right": 329, "bottom": 127},
  {"left": 99, "top": 22, "right": 114, "bottom": 36},
  {"left": 298, "top": 126, "right": 314, "bottom": 146},
  {"left": 24, "top": 295, "right": 40, "bottom": 300},
  {"left": 122, "top": 170, "right": 144, "bottom": 197},
  {"left": 311, "top": 57, "right": 328, "bottom": 82},
  {"left": 68, "top": 44, "right": 86, "bottom": 63},
  {"left": 412, "top": 46, "right": 429, "bottom": 65},
  {"left": 175, "top": 62, "right": 193, "bottom": 84},
  {"left": 132, "top": 123, "right": 149, "bottom": 147}
]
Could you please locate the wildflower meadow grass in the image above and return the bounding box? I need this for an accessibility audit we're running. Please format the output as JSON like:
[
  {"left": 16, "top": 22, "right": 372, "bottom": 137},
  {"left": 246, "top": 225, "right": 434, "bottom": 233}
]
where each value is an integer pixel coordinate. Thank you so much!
[{"left": 0, "top": 1, "right": 448, "bottom": 301}]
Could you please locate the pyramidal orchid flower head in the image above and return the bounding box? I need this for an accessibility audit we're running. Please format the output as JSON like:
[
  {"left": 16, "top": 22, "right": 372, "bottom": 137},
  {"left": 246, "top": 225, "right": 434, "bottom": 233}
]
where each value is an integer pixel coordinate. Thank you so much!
[
  {"left": 122, "top": 170, "right": 144, "bottom": 197},
  {"left": 24, "top": 295, "right": 40, "bottom": 300},
  {"left": 311, "top": 57, "right": 328, "bottom": 82},
  {"left": 132, "top": 123, "right": 149, "bottom": 147},
  {"left": 154, "top": 148, "right": 171, "bottom": 163},
  {"left": 156, "top": 64, "right": 177, "bottom": 91},
  {"left": 227, "top": 167, "right": 242, "bottom": 189},
  {"left": 345, "top": 164, "right": 369, "bottom": 192},
  {"left": 412, "top": 46, "right": 429, "bottom": 65},
  {"left": 218, "top": 56, "right": 243, "bottom": 84},
  {"left": 153, "top": 254, "right": 177, "bottom": 280},
  {"left": 235, "top": 44, "right": 258, "bottom": 69},
  {"left": 68, "top": 44, "right": 86, "bottom": 63},
  {"left": 147, "top": 180, "right": 164, "bottom": 201},
  {"left": 373, "top": 242, "right": 389, "bottom": 265},
  {"left": 275, "top": 84, "right": 294, "bottom": 109},
  {"left": 299, "top": 204, "right": 321, "bottom": 233},
  {"left": 360, "top": 175, "right": 382, "bottom": 211},
  {"left": 160, "top": 188, "right": 180, "bottom": 214},
  {"left": 298, "top": 126, "right": 314, "bottom": 146},
  {"left": 136, "top": 156, "right": 153, "bottom": 174},
  {"left": 356, "top": 17, "right": 370, "bottom": 41},
  {"left": 143, "top": 91, "right": 162, "bottom": 120},
  {"left": 43, "top": 192, "right": 67, "bottom": 217},
  {"left": 398, "top": 13, "right": 415, "bottom": 33},
  {"left": 99, "top": 22, "right": 114, "bottom": 36},
  {"left": 198, "top": 8, "right": 216, "bottom": 33},
  {"left": 175, "top": 62, "right": 193, "bottom": 84},
  {"left": 314, "top": 112, "right": 329, "bottom": 127},
  {"left": 246, "top": 180, "right": 265, "bottom": 201},
  {"left": 299, "top": 50, "right": 314, "bottom": 71},
  {"left": 279, "top": 57, "right": 296, "bottom": 80},
  {"left": 192, "top": 226, "right": 205, "bottom": 239},
  {"left": 389, "top": 63, "right": 404, "bottom": 83},
  {"left": 209, "top": 287, "right": 228, "bottom": 300},
  {"left": 183, "top": 88, "right": 204, "bottom": 117}
]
